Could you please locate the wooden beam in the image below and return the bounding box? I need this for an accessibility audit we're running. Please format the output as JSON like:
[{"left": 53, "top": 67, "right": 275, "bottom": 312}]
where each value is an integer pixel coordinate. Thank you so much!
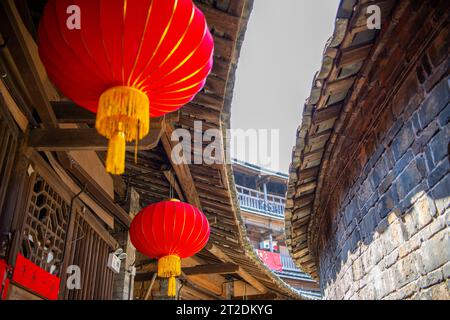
[
  {"left": 312, "top": 103, "right": 343, "bottom": 123},
  {"left": 182, "top": 278, "right": 225, "bottom": 300},
  {"left": 51, "top": 101, "right": 181, "bottom": 124},
  {"left": 135, "top": 271, "right": 158, "bottom": 282},
  {"left": 56, "top": 152, "right": 131, "bottom": 228},
  {"left": 180, "top": 256, "right": 229, "bottom": 297},
  {"left": 337, "top": 43, "right": 373, "bottom": 68},
  {"left": 206, "top": 244, "right": 267, "bottom": 294},
  {"left": 136, "top": 263, "right": 238, "bottom": 285},
  {"left": 135, "top": 258, "right": 158, "bottom": 268},
  {"left": 43, "top": 151, "right": 125, "bottom": 228},
  {"left": 0, "top": 76, "right": 29, "bottom": 132},
  {"left": 196, "top": 3, "right": 240, "bottom": 40},
  {"left": 183, "top": 263, "right": 240, "bottom": 276},
  {"left": 0, "top": 0, "right": 57, "bottom": 127},
  {"left": 28, "top": 124, "right": 163, "bottom": 152},
  {"left": 324, "top": 76, "right": 356, "bottom": 96},
  {"left": 143, "top": 273, "right": 157, "bottom": 300},
  {"left": 232, "top": 292, "right": 278, "bottom": 300},
  {"left": 161, "top": 122, "right": 202, "bottom": 208},
  {"left": 51, "top": 101, "right": 97, "bottom": 125},
  {"left": 180, "top": 284, "right": 214, "bottom": 300},
  {"left": 14, "top": 0, "right": 37, "bottom": 38},
  {"left": 163, "top": 169, "right": 185, "bottom": 202}
]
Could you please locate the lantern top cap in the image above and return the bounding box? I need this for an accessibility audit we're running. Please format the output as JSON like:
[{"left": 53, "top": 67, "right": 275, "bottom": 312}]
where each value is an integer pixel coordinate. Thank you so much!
[{"left": 166, "top": 198, "right": 181, "bottom": 202}]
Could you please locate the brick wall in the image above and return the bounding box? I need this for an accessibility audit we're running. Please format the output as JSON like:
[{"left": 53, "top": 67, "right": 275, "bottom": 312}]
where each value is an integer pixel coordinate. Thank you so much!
[{"left": 318, "top": 46, "right": 449, "bottom": 298}]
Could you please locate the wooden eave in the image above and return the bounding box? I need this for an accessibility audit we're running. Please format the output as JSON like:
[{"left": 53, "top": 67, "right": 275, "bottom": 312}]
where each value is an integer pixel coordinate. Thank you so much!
[
  {"left": 232, "top": 160, "right": 289, "bottom": 185},
  {"left": 285, "top": 0, "right": 399, "bottom": 279},
  {"left": 285, "top": 0, "right": 449, "bottom": 281},
  {"left": 151, "top": 0, "right": 303, "bottom": 300},
  {"left": 1, "top": 0, "right": 304, "bottom": 299}
]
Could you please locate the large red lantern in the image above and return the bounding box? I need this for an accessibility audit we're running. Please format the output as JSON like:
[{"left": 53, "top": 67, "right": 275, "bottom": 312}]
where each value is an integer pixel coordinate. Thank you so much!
[
  {"left": 38, "top": 0, "right": 214, "bottom": 174},
  {"left": 130, "top": 199, "right": 210, "bottom": 297}
]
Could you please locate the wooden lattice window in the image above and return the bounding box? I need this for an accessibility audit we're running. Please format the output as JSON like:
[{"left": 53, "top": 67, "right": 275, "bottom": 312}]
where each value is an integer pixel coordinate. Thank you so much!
[
  {"left": 18, "top": 167, "right": 116, "bottom": 300},
  {"left": 63, "top": 213, "right": 116, "bottom": 300},
  {"left": 0, "top": 98, "right": 19, "bottom": 214},
  {"left": 20, "top": 175, "right": 69, "bottom": 276}
]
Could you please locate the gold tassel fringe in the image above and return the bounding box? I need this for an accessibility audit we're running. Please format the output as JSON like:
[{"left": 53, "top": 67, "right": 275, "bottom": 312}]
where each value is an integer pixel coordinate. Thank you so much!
[
  {"left": 158, "top": 255, "right": 181, "bottom": 298},
  {"left": 96, "top": 86, "right": 150, "bottom": 175},
  {"left": 105, "top": 131, "right": 126, "bottom": 175},
  {"left": 168, "top": 276, "right": 177, "bottom": 298}
]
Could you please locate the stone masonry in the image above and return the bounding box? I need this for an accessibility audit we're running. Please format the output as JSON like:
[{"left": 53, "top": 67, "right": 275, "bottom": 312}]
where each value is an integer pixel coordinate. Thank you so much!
[
  {"left": 112, "top": 188, "right": 140, "bottom": 300},
  {"left": 319, "top": 72, "right": 450, "bottom": 299},
  {"left": 284, "top": 0, "right": 449, "bottom": 300}
]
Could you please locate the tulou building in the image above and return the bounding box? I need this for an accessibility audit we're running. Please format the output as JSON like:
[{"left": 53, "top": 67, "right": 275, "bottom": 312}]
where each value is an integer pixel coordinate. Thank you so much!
[
  {"left": 0, "top": 0, "right": 448, "bottom": 302},
  {"left": 0, "top": 0, "right": 311, "bottom": 300},
  {"left": 285, "top": 0, "right": 449, "bottom": 299},
  {"left": 232, "top": 159, "right": 321, "bottom": 299}
]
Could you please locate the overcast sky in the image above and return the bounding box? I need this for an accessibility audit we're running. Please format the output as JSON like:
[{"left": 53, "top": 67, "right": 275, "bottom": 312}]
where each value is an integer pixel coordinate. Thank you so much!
[{"left": 230, "top": 0, "right": 340, "bottom": 173}]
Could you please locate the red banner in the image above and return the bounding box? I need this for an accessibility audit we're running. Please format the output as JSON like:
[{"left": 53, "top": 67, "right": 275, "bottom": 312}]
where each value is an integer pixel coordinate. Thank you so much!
[
  {"left": 0, "top": 259, "right": 10, "bottom": 300},
  {"left": 12, "top": 254, "right": 60, "bottom": 300},
  {"left": 256, "top": 250, "right": 283, "bottom": 271}
]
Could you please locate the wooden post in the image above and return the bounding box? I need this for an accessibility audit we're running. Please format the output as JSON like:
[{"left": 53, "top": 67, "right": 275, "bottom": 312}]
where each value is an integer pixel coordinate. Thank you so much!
[
  {"left": 0, "top": 149, "right": 29, "bottom": 260},
  {"left": 225, "top": 281, "right": 234, "bottom": 300},
  {"left": 143, "top": 273, "right": 157, "bottom": 300},
  {"left": 263, "top": 183, "right": 269, "bottom": 210},
  {"left": 269, "top": 234, "right": 274, "bottom": 253},
  {"left": 112, "top": 188, "right": 139, "bottom": 300}
]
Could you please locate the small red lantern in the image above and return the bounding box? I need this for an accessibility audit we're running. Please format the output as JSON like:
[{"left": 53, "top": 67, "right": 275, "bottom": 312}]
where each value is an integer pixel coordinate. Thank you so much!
[
  {"left": 130, "top": 200, "right": 210, "bottom": 297},
  {"left": 38, "top": 0, "right": 214, "bottom": 174}
]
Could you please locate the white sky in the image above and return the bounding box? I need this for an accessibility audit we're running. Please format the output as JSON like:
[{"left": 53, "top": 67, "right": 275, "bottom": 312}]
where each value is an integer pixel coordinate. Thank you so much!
[{"left": 230, "top": 0, "right": 340, "bottom": 173}]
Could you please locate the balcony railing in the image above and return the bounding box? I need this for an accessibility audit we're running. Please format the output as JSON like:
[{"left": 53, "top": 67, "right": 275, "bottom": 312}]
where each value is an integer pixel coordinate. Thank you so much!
[{"left": 236, "top": 185, "right": 285, "bottom": 218}]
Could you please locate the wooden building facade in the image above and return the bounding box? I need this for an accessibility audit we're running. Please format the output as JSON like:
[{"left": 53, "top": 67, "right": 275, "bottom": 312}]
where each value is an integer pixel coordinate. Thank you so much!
[
  {"left": 0, "top": 0, "right": 303, "bottom": 300},
  {"left": 233, "top": 160, "right": 321, "bottom": 298}
]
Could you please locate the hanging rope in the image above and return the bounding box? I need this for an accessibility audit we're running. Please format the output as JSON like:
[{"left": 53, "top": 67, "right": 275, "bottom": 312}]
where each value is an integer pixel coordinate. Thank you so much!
[{"left": 169, "top": 170, "right": 175, "bottom": 199}]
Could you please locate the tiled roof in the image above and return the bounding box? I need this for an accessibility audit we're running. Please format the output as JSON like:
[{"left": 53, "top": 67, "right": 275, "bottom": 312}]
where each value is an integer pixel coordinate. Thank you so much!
[{"left": 285, "top": 0, "right": 397, "bottom": 279}]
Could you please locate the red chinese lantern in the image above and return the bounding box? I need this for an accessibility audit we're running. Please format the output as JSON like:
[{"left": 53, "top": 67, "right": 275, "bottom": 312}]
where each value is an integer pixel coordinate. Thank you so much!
[
  {"left": 38, "top": 0, "right": 214, "bottom": 174},
  {"left": 130, "top": 199, "right": 210, "bottom": 297}
]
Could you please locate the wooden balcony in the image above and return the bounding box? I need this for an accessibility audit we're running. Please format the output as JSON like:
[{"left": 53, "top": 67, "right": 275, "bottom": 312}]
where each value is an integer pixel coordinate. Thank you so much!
[{"left": 236, "top": 185, "right": 285, "bottom": 219}]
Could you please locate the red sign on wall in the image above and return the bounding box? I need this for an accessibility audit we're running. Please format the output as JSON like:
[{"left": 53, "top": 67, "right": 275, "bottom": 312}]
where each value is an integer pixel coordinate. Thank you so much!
[
  {"left": 0, "top": 259, "right": 10, "bottom": 300},
  {"left": 12, "top": 254, "right": 60, "bottom": 300}
]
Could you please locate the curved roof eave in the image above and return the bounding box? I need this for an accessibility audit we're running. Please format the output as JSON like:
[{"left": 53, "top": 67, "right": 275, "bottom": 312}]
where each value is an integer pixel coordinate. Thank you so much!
[{"left": 284, "top": 0, "right": 398, "bottom": 280}]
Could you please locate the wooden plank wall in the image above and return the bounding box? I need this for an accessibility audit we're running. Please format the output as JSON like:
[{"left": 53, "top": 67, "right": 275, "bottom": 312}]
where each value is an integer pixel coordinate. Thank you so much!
[
  {"left": 63, "top": 213, "right": 116, "bottom": 300},
  {"left": 0, "top": 96, "right": 19, "bottom": 215}
]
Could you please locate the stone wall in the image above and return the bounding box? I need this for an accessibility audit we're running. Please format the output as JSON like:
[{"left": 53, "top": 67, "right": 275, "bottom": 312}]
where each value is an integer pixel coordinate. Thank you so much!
[
  {"left": 112, "top": 188, "right": 139, "bottom": 300},
  {"left": 318, "top": 56, "right": 450, "bottom": 298}
]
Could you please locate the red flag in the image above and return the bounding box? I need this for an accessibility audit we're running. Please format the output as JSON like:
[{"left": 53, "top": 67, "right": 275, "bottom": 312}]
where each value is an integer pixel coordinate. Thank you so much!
[{"left": 256, "top": 250, "right": 283, "bottom": 271}]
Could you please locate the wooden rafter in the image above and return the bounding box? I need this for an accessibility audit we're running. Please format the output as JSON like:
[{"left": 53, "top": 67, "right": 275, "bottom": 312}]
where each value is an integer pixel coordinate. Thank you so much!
[
  {"left": 161, "top": 124, "right": 259, "bottom": 270},
  {"left": 206, "top": 244, "right": 267, "bottom": 294},
  {"left": 161, "top": 122, "right": 202, "bottom": 208},
  {"left": 182, "top": 278, "right": 225, "bottom": 300},
  {"left": 0, "top": 0, "right": 57, "bottom": 128},
  {"left": 162, "top": 169, "right": 186, "bottom": 202},
  {"left": 232, "top": 292, "right": 277, "bottom": 300},
  {"left": 51, "top": 101, "right": 181, "bottom": 125},
  {"left": 28, "top": 123, "right": 164, "bottom": 152},
  {"left": 183, "top": 263, "right": 240, "bottom": 276}
]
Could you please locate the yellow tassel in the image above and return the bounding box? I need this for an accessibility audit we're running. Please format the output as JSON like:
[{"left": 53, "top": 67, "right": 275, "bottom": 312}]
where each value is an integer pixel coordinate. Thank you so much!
[
  {"left": 168, "top": 276, "right": 177, "bottom": 297},
  {"left": 106, "top": 131, "right": 126, "bottom": 175},
  {"left": 96, "top": 86, "right": 150, "bottom": 175},
  {"left": 158, "top": 255, "right": 181, "bottom": 298}
]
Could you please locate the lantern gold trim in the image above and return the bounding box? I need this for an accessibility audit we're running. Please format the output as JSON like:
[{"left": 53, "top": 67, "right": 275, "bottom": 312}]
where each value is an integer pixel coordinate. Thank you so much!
[{"left": 96, "top": 86, "right": 150, "bottom": 175}]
